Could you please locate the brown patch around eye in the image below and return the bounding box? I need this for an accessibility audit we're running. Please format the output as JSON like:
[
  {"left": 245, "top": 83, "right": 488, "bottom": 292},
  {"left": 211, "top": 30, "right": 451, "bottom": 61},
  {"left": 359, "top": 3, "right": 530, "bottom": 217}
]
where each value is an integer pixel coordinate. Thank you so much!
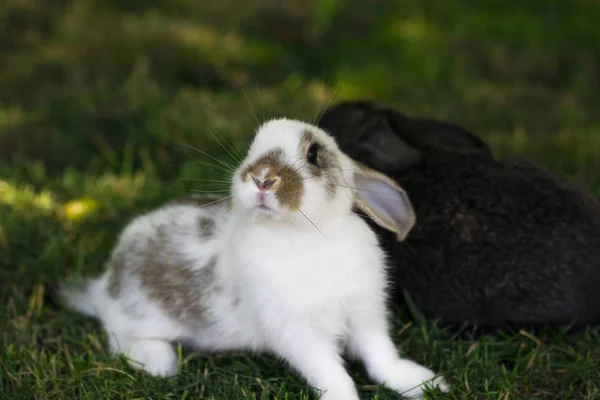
[
  {"left": 299, "top": 130, "right": 343, "bottom": 200},
  {"left": 300, "top": 130, "right": 317, "bottom": 155}
]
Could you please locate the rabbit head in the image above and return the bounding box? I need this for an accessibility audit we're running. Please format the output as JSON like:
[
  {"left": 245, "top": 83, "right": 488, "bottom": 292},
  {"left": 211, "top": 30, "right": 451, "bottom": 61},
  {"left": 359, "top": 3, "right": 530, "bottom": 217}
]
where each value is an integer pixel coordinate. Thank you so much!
[
  {"left": 317, "top": 100, "right": 493, "bottom": 174},
  {"left": 231, "top": 118, "right": 416, "bottom": 240}
]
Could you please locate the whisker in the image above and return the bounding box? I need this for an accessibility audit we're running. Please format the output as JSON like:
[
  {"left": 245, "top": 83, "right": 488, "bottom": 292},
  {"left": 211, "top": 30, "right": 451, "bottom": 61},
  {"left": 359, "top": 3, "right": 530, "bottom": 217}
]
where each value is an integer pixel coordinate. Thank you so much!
[
  {"left": 293, "top": 161, "right": 308, "bottom": 174},
  {"left": 327, "top": 167, "right": 358, "bottom": 172},
  {"left": 187, "top": 179, "right": 232, "bottom": 186},
  {"left": 287, "top": 153, "right": 305, "bottom": 173},
  {"left": 286, "top": 151, "right": 296, "bottom": 169},
  {"left": 225, "top": 200, "right": 238, "bottom": 217},
  {"left": 181, "top": 143, "right": 237, "bottom": 172},
  {"left": 208, "top": 129, "right": 243, "bottom": 164},
  {"left": 312, "top": 64, "right": 326, "bottom": 124},
  {"left": 191, "top": 184, "right": 232, "bottom": 191},
  {"left": 195, "top": 195, "right": 234, "bottom": 208},
  {"left": 315, "top": 166, "right": 358, "bottom": 174},
  {"left": 179, "top": 160, "right": 237, "bottom": 174},
  {"left": 180, "top": 177, "right": 233, "bottom": 183},
  {"left": 301, "top": 168, "right": 357, "bottom": 181},
  {"left": 243, "top": 88, "right": 260, "bottom": 128},
  {"left": 297, "top": 207, "right": 326, "bottom": 238},
  {"left": 332, "top": 184, "right": 399, "bottom": 196},
  {"left": 189, "top": 189, "right": 232, "bottom": 194},
  {"left": 190, "top": 191, "right": 232, "bottom": 196},
  {"left": 252, "top": 72, "right": 265, "bottom": 124},
  {"left": 313, "top": 83, "right": 338, "bottom": 125},
  {"left": 175, "top": 148, "right": 236, "bottom": 174}
]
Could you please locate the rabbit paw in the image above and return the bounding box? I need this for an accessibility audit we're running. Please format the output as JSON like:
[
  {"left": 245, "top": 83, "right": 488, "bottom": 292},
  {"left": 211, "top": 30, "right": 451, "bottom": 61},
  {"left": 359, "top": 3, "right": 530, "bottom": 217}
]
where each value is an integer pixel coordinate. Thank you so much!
[
  {"left": 384, "top": 359, "right": 448, "bottom": 399},
  {"left": 125, "top": 340, "right": 178, "bottom": 377}
]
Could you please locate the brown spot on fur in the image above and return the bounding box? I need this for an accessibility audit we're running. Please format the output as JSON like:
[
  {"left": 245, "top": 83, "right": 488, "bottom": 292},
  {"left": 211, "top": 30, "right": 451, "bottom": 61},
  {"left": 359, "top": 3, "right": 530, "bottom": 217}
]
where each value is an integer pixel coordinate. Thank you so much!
[
  {"left": 198, "top": 217, "right": 216, "bottom": 238},
  {"left": 241, "top": 147, "right": 303, "bottom": 210},
  {"left": 299, "top": 129, "right": 343, "bottom": 200},
  {"left": 299, "top": 129, "right": 317, "bottom": 151},
  {"left": 106, "top": 222, "right": 221, "bottom": 329},
  {"left": 107, "top": 250, "right": 127, "bottom": 298},
  {"left": 140, "top": 226, "right": 218, "bottom": 328},
  {"left": 277, "top": 165, "right": 303, "bottom": 209},
  {"left": 241, "top": 148, "right": 284, "bottom": 181}
]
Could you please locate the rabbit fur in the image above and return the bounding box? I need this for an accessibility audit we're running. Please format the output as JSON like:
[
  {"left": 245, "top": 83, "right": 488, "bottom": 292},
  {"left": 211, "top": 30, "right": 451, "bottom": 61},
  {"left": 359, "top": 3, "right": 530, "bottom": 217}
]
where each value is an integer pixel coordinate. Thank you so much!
[
  {"left": 59, "top": 118, "right": 448, "bottom": 399},
  {"left": 317, "top": 100, "right": 600, "bottom": 329}
]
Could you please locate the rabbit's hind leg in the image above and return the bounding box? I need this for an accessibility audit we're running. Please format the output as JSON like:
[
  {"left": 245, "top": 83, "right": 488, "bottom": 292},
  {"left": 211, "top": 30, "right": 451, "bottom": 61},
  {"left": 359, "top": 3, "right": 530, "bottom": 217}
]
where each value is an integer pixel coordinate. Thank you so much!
[
  {"left": 108, "top": 333, "right": 178, "bottom": 377},
  {"left": 100, "top": 291, "right": 190, "bottom": 378}
]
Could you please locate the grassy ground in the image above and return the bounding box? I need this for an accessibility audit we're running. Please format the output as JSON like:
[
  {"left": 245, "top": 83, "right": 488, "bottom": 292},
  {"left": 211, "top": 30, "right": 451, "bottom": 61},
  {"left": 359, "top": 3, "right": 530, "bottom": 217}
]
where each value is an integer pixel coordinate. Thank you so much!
[{"left": 1, "top": 0, "right": 600, "bottom": 398}]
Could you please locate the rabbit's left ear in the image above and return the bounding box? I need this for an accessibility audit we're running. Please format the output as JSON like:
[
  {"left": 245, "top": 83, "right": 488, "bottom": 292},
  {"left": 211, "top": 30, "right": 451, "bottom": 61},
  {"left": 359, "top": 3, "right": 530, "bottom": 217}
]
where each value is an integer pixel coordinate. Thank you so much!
[{"left": 351, "top": 161, "right": 416, "bottom": 241}]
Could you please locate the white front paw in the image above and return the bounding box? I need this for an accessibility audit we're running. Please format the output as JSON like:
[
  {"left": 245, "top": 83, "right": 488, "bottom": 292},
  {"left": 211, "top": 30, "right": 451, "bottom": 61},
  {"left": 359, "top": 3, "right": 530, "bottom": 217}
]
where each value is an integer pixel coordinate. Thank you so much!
[
  {"left": 125, "top": 340, "right": 178, "bottom": 377},
  {"left": 384, "top": 359, "right": 448, "bottom": 399}
]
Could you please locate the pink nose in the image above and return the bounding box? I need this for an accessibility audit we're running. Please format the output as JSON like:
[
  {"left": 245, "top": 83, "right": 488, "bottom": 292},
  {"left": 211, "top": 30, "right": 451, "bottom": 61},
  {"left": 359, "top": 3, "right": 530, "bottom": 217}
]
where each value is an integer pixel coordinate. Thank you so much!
[{"left": 252, "top": 176, "right": 276, "bottom": 191}]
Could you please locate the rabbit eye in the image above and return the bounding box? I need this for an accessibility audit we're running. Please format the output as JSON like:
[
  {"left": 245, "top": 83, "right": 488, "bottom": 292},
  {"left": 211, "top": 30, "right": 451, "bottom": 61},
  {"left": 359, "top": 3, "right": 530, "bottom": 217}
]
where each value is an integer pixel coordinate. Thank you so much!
[{"left": 306, "top": 143, "right": 319, "bottom": 165}]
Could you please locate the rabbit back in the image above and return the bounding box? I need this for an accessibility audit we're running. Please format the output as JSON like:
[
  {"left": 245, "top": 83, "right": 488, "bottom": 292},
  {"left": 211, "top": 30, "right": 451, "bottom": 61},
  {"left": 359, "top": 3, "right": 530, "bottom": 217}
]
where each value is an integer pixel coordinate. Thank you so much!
[
  {"left": 104, "top": 199, "right": 235, "bottom": 333},
  {"left": 380, "top": 157, "right": 600, "bottom": 327}
]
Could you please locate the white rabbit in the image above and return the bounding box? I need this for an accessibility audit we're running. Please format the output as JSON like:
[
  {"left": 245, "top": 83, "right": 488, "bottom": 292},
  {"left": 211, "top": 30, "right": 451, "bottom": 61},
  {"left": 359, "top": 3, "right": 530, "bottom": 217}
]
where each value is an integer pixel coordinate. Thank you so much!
[{"left": 59, "top": 118, "right": 448, "bottom": 399}]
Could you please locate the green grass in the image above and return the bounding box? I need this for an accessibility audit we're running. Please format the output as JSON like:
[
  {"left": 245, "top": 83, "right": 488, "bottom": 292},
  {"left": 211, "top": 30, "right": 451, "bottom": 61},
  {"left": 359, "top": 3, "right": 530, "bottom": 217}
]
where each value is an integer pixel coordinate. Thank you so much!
[{"left": 1, "top": 0, "right": 600, "bottom": 398}]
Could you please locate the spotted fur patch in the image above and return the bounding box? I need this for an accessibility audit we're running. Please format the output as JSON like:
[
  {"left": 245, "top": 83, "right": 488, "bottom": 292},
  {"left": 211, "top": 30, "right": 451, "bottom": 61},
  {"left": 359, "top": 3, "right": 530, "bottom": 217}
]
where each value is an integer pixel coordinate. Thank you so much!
[
  {"left": 107, "top": 250, "right": 127, "bottom": 299},
  {"left": 106, "top": 223, "right": 221, "bottom": 329}
]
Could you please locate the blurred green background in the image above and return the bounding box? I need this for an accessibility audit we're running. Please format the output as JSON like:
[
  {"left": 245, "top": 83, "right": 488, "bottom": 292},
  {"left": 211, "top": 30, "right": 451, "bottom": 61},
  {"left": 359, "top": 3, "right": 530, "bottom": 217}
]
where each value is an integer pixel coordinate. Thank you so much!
[
  {"left": 1, "top": 0, "right": 600, "bottom": 399},
  {"left": 2, "top": 0, "right": 600, "bottom": 184}
]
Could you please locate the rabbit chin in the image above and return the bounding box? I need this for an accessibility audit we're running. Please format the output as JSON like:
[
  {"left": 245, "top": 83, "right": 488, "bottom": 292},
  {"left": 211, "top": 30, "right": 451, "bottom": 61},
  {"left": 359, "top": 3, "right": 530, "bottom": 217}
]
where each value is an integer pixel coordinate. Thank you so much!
[
  {"left": 232, "top": 188, "right": 288, "bottom": 221},
  {"left": 249, "top": 203, "right": 285, "bottom": 220}
]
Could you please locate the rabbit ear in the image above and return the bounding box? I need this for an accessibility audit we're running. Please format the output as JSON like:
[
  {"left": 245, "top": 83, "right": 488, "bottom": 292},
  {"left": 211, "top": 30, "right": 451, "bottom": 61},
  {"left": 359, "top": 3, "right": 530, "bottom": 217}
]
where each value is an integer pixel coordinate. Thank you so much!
[
  {"left": 351, "top": 160, "right": 416, "bottom": 241},
  {"left": 360, "top": 121, "right": 424, "bottom": 171},
  {"left": 319, "top": 101, "right": 493, "bottom": 172},
  {"left": 317, "top": 101, "right": 425, "bottom": 173}
]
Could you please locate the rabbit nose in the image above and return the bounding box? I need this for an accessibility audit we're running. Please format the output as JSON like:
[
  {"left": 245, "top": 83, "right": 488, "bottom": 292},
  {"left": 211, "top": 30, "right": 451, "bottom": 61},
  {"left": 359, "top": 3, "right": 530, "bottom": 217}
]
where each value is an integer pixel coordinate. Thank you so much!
[{"left": 251, "top": 176, "right": 278, "bottom": 191}]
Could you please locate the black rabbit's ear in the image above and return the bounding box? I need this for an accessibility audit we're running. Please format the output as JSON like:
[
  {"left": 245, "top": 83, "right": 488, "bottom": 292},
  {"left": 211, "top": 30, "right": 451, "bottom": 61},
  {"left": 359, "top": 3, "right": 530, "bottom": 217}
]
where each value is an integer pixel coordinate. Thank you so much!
[
  {"left": 320, "top": 101, "right": 492, "bottom": 170},
  {"left": 358, "top": 115, "right": 424, "bottom": 171},
  {"left": 318, "top": 101, "right": 425, "bottom": 173},
  {"left": 385, "top": 112, "right": 493, "bottom": 157},
  {"left": 418, "top": 123, "right": 492, "bottom": 156},
  {"left": 350, "top": 159, "right": 416, "bottom": 241}
]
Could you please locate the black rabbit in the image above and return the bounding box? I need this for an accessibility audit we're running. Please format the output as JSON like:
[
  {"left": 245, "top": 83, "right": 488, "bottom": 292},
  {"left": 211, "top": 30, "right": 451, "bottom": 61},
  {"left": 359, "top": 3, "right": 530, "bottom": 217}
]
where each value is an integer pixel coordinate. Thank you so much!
[{"left": 317, "top": 100, "right": 600, "bottom": 329}]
